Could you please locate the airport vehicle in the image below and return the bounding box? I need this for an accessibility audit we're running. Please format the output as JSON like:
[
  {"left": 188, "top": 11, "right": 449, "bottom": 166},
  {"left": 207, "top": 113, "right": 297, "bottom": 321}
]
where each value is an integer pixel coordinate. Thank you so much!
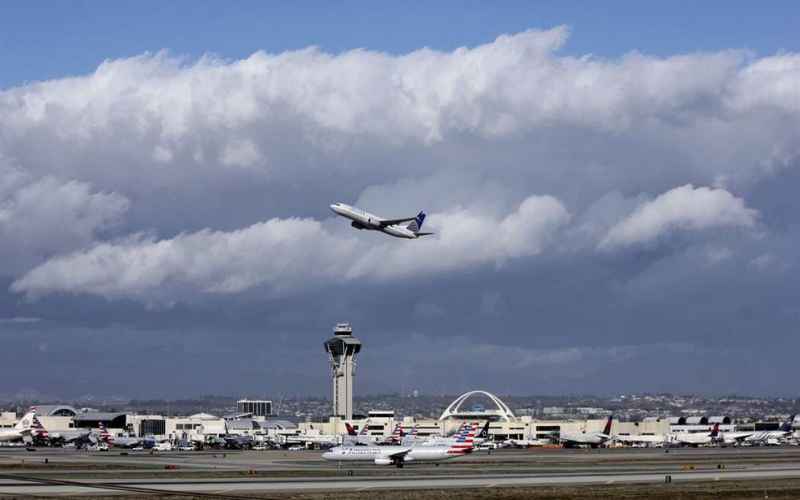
[
  {"left": 559, "top": 416, "right": 614, "bottom": 448},
  {"left": 330, "top": 203, "right": 433, "bottom": 239},
  {"left": 223, "top": 434, "right": 254, "bottom": 449},
  {"left": 671, "top": 423, "right": 720, "bottom": 446},
  {"left": 155, "top": 441, "right": 173, "bottom": 451},
  {"left": 322, "top": 428, "right": 475, "bottom": 467},
  {"left": 0, "top": 410, "right": 36, "bottom": 443}
]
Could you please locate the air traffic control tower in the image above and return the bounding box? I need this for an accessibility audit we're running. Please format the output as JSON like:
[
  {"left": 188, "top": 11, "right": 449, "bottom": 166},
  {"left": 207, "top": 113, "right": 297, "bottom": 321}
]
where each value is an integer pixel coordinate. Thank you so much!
[{"left": 324, "top": 323, "right": 361, "bottom": 420}]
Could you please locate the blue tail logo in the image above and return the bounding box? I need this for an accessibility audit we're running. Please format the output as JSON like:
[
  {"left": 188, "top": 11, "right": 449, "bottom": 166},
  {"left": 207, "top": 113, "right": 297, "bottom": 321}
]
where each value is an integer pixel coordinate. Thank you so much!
[{"left": 406, "top": 211, "right": 426, "bottom": 232}]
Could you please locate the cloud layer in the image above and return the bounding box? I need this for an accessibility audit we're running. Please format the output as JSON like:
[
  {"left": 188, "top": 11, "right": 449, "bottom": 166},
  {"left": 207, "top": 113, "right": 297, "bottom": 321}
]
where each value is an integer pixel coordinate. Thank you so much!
[
  {"left": 0, "top": 27, "right": 799, "bottom": 395},
  {"left": 12, "top": 195, "right": 571, "bottom": 300},
  {"left": 600, "top": 184, "right": 758, "bottom": 249}
]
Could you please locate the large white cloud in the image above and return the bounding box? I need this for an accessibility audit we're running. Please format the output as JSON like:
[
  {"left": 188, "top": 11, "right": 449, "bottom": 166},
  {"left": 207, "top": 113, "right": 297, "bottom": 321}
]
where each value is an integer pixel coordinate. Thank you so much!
[
  {"left": 599, "top": 184, "right": 758, "bottom": 249},
  {"left": 11, "top": 195, "right": 569, "bottom": 300},
  {"left": 0, "top": 165, "right": 129, "bottom": 272},
  {"left": 0, "top": 27, "right": 797, "bottom": 303}
]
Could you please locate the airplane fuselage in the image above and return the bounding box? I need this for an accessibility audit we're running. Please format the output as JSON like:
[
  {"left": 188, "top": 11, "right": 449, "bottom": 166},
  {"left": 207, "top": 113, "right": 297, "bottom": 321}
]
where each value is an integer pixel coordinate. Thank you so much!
[
  {"left": 322, "top": 445, "right": 465, "bottom": 465},
  {"left": 0, "top": 429, "right": 26, "bottom": 443}
]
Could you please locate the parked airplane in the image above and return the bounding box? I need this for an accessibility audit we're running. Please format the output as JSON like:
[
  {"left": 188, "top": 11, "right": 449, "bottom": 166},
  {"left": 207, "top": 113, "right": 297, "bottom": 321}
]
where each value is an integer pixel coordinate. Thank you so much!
[
  {"left": 613, "top": 433, "right": 668, "bottom": 447},
  {"left": 560, "top": 416, "right": 614, "bottom": 448},
  {"left": 330, "top": 203, "right": 433, "bottom": 239},
  {"left": 744, "top": 416, "right": 795, "bottom": 445},
  {"left": 0, "top": 410, "right": 36, "bottom": 443},
  {"left": 502, "top": 437, "right": 553, "bottom": 448},
  {"left": 672, "top": 423, "right": 720, "bottom": 446},
  {"left": 98, "top": 422, "right": 142, "bottom": 449},
  {"left": 323, "top": 425, "right": 476, "bottom": 467}
]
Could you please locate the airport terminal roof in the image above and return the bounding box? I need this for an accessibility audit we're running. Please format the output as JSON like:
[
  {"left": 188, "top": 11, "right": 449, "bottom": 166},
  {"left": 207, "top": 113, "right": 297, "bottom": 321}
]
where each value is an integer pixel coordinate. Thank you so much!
[
  {"left": 32, "top": 405, "right": 77, "bottom": 417},
  {"left": 188, "top": 413, "right": 219, "bottom": 420},
  {"left": 226, "top": 419, "right": 258, "bottom": 431},
  {"left": 259, "top": 420, "right": 297, "bottom": 430},
  {"left": 73, "top": 412, "right": 126, "bottom": 422}
]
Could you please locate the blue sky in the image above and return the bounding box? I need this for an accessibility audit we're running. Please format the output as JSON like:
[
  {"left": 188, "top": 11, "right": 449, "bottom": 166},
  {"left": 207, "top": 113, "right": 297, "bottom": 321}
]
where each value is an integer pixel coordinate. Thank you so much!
[{"left": 1, "top": 1, "right": 798, "bottom": 89}]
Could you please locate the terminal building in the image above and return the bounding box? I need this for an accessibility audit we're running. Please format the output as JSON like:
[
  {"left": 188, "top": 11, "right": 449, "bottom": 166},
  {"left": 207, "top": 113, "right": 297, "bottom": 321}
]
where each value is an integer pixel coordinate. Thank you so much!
[
  {"left": 236, "top": 399, "right": 272, "bottom": 417},
  {"left": 0, "top": 323, "right": 791, "bottom": 448}
]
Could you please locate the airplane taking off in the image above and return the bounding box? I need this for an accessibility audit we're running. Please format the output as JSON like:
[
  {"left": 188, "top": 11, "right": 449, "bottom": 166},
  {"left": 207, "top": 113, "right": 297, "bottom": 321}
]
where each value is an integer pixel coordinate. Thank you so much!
[{"left": 330, "top": 203, "right": 433, "bottom": 239}]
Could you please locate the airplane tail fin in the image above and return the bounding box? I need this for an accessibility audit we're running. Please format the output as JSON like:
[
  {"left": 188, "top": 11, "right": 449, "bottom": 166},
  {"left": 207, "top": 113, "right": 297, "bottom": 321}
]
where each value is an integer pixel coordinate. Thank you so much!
[
  {"left": 345, "top": 423, "right": 357, "bottom": 436},
  {"left": 782, "top": 415, "right": 796, "bottom": 432},
  {"left": 449, "top": 423, "right": 478, "bottom": 453},
  {"left": 30, "top": 411, "right": 48, "bottom": 439},
  {"left": 406, "top": 211, "right": 426, "bottom": 233},
  {"left": 710, "top": 423, "right": 720, "bottom": 438},
  {"left": 478, "top": 421, "right": 490, "bottom": 439},
  {"left": 98, "top": 422, "right": 112, "bottom": 443},
  {"left": 602, "top": 416, "right": 613, "bottom": 436},
  {"left": 14, "top": 410, "right": 37, "bottom": 431}
]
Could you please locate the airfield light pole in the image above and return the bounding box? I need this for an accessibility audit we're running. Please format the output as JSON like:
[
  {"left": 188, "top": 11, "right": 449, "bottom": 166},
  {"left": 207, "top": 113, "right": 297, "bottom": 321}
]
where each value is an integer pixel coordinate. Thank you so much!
[{"left": 324, "top": 323, "right": 361, "bottom": 420}]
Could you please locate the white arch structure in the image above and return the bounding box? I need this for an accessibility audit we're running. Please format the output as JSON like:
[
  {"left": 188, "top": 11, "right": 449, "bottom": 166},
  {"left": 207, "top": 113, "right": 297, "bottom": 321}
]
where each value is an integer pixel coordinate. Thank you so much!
[{"left": 439, "top": 390, "right": 517, "bottom": 422}]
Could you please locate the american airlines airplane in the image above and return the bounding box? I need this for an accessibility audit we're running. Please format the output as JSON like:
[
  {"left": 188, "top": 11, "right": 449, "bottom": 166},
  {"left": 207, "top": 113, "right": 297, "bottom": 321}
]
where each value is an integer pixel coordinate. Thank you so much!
[
  {"left": 323, "top": 424, "right": 476, "bottom": 467},
  {"left": 0, "top": 410, "right": 37, "bottom": 443},
  {"left": 329, "top": 203, "right": 433, "bottom": 239}
]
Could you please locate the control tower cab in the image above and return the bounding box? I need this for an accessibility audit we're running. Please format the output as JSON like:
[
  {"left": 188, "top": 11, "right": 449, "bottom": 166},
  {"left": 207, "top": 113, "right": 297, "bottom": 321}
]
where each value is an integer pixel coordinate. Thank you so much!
[{"left": 324, "top": 323, "right": 362, "bottom": 420}]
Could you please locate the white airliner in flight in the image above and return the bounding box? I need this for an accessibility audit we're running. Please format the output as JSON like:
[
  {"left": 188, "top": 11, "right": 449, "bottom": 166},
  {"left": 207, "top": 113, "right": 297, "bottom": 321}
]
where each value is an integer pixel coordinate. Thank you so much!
[{"left": 330, "top": 203, "right": 433, "bottom": 239}]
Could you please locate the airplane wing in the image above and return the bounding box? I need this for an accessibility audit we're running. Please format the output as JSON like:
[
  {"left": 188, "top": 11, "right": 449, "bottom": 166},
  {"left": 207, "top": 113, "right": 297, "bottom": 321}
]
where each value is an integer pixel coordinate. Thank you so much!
[
  {"left": 377, "top": 217, "right": 416, "bottom": 227},
  {"left": 381, "top": 447, "right": 412, "bottom": 459}
]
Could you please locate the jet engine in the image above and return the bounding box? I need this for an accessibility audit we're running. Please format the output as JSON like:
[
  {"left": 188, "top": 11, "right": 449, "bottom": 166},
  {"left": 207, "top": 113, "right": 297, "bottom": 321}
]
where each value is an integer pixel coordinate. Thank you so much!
[
  {"left": 373, "top": 457, "right": 393, "bottom": 466},
  {"left": 351, "top": 221, "right": 366, "bottom": 230}
]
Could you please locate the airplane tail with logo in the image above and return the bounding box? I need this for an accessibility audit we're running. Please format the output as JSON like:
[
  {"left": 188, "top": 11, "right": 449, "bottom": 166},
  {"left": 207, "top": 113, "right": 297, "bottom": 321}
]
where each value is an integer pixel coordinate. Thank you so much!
[
  {"left": 477, "top": 421, "right": 491, "bottom": 440},
  {"left": 710, "top": 423, "right": 720, "bottom": 438},
  {"left": 449, "top": 422, "right": 478, "bottom": 454},
  {"left": 98, "top": 422, "right": 112, "bottom": 443},
  {"left": 344, "top": 423, "right": 358, "bottom": 436},
  {"left": 14, "top": 409, "right": 37, "bottom": 432},
  {"left": 602, "top": 416, "right": 613, "bottom": 436},
  {"left": 388, "top": 423, "right": 404, "bottom": 443},
  {"left": 782, "top": 415, "right": 796, "bottom": 433},
  {"left": 406, "top": 211, "right": 433, "bottom": 236},
  {"left": 30, "top": 412, "right": 48, "bottom": 439}
]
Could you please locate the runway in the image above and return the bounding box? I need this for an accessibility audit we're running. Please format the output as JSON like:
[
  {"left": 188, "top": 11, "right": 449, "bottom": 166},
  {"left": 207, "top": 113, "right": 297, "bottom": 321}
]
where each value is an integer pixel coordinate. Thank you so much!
[{"left": 2, "top": 446, "right": 800, "bottom": 497}]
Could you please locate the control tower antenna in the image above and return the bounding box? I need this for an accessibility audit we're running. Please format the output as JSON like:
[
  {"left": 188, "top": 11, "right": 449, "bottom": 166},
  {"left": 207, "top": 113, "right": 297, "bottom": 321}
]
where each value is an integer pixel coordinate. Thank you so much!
[{"left": 324, "top": 323, "right": 362, "bottom": 420}]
